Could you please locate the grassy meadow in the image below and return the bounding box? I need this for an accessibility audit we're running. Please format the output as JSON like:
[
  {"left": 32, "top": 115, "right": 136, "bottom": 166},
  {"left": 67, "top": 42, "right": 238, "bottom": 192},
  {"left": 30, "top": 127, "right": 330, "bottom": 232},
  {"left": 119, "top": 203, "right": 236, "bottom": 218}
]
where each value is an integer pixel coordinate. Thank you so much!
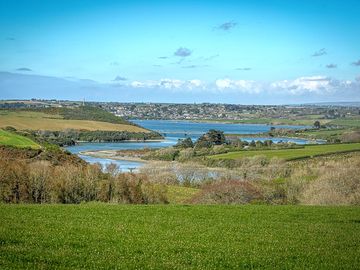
[
  {"left": 0, "top": 110, "right": 148, "bottom": 132},
  {"left": 1, "top": 204, "right": 359, "bottom": 269},
  {"left": 328, "top": 118, "right": 360, "bottom": 128},
  {"left": 0, "top": 129, "right": 40, "bottom": 149},
  {"left": 210, "top": 143, "right": 360, "bottom": 160}
]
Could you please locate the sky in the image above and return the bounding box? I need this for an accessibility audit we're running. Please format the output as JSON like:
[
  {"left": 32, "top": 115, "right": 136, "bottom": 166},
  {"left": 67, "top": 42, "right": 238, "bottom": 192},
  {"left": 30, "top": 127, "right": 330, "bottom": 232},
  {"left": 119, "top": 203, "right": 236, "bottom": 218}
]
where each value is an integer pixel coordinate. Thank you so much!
[{"left": 0, "top": 0, "right": 360, "bottom": 104}]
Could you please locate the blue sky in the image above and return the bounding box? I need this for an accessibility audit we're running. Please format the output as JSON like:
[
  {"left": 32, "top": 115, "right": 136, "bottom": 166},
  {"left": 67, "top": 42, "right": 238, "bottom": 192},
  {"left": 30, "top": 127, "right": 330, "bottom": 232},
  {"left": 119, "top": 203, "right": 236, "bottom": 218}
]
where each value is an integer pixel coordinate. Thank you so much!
[{"left": 0, "top": 0, "right": 360, "bottom": 104}]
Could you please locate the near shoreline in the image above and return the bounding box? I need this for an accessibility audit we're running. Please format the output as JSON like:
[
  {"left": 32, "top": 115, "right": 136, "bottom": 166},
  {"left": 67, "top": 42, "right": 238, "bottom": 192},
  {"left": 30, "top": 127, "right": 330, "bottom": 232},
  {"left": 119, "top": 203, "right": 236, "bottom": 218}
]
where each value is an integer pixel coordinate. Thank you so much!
[{"left": 79, "top": 150, "right": 147, "bottom": 163}]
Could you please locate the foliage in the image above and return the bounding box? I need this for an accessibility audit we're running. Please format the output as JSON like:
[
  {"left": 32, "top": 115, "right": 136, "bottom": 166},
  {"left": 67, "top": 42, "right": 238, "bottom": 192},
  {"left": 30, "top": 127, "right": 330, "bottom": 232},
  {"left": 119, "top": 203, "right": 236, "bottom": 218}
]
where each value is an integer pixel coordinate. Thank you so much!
[
  {"left": 146, "top": 129, "right": 304, "bottom": 162},
  {"left": 144, "top": 147, "right": 180, "bottom": 161},
  {"left": 341, "top": 130, "right": 360, "bottom": 143},
  {"left": 27, "top": 129, "right": 163, "bottom": 146},
  {"left": 0, "top": 149, "right": 168, "bottom": 204},
  {"left": 190, "top": 180, "right": 263, "bottom": 204},
  {"left": 292, "top": 157, "right": 360, "bottom": 205},
  {"left": 195, "top": 129, "right": 226, "bottom": 148},
  {"left": 313, "top": 120, "right": 321, "bottom": 129},
  {"left": 174, "top": 137, "right": 194, "bottom": 148}
]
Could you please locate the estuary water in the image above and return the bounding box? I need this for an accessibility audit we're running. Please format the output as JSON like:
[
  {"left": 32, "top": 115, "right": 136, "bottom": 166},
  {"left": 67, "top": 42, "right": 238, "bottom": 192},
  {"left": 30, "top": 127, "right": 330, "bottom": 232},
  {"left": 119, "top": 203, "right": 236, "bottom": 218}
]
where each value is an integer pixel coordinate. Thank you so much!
[{"left": 66, "top": 119, "right": 312, "bottom": 171}]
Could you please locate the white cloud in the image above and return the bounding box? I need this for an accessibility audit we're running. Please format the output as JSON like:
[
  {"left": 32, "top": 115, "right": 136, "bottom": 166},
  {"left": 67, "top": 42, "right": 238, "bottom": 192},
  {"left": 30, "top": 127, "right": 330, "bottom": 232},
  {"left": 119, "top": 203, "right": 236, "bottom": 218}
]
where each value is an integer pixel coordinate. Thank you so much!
[
  {"left": 129, "top": 79, "right": 205, "bottom": 90},
  {"left": 270, "top": 76, "right": 360, "bottom": 95},
  {"left": 215, "top": 78, "right": 260, "bottom": 93},
  {"left": 130, "top": 81, "right": 145, "bottom": 88},
  {"left": 159, "top": 79, "right": 183, "bottom": 89},
  {"left": 215, "top": 78, "right": 231, "bottom": 89},
  {"left": 128, "top": 75, "right": 360, "bottom": 97},
  {"left": 188, "top": 79, "right": 203, "bottom": 88}
]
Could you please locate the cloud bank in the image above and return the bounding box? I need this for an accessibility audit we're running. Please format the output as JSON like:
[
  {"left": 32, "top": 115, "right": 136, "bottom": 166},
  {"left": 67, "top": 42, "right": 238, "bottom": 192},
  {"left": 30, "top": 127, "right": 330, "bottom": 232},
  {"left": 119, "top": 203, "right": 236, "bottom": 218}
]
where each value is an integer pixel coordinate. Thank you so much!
[{"left": 1, "top": 72, "right": 359, "bottom": 104}]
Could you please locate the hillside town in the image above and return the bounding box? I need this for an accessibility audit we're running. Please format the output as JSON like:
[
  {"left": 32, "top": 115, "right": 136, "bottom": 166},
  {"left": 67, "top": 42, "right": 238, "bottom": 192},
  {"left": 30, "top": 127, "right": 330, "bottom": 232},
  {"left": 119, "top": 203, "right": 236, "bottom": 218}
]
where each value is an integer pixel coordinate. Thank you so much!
[{"left": 1, "top": 100, "right": 360, "bottom": 121}]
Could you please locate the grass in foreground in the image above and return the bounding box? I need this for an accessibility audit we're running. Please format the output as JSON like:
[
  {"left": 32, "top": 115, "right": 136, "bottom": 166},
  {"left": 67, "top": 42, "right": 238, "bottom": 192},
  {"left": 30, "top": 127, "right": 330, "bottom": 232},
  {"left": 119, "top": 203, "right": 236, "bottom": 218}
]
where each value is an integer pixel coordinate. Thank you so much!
[
  {"left": 0, "top": 204, "right": 359, "bottom": 269},
  {"left": 0, "top": 110, "right": 148, "bottom": 132},
  {"left": 0, "top": 129, "right": 40, "bottom": 149},
  {"left": 210, "top": 143, "right": 360, "bottom": 160}
]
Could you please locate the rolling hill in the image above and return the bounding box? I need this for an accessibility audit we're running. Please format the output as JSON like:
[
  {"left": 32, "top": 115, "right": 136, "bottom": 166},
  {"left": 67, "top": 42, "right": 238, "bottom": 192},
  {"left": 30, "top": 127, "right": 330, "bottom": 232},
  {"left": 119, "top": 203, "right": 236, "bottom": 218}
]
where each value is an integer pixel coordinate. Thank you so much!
[
  {"left": 0, "top": 129, "right": 40, "bottom": 149},
  {"left": 0, "top": 106, "right": 149, "bottom": 133}
]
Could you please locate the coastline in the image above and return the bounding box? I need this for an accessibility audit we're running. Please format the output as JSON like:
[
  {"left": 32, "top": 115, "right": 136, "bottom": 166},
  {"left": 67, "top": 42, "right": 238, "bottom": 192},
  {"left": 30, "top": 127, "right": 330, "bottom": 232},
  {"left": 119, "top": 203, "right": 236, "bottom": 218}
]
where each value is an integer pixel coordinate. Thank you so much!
[
  {"left": 79, "top": 150, "right": 148, "bottom": 163},
  {"left": 75, "top": 139, "right": 165, "bottom": 144}
]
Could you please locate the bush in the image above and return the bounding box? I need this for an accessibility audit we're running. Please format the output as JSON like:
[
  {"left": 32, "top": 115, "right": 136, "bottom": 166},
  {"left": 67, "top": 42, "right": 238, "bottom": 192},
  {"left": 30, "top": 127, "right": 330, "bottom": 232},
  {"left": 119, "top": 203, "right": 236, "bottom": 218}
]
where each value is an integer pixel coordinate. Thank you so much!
[
  {"left": 341, "top": 131, "right": 360, "bottom": 143},
  {"left": 0, "top": 158, "right": 169, "bottom": 204},
  {"left": 301, "top": 161, "right": 360, "bottom": 205},
  {"left": 174, "top": 137, "right": 194, "bottom": 149},
  {"left": 190, "top": 180, "right": 263, "bottom": 204}
]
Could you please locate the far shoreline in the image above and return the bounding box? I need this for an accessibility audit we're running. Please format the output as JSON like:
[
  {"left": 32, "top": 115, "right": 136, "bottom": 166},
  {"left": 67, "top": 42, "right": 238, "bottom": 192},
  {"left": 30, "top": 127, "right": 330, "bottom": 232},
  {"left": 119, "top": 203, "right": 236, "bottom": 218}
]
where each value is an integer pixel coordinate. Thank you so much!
[{"left": 130, "top": 118, "right": 313, "bottom": 127}]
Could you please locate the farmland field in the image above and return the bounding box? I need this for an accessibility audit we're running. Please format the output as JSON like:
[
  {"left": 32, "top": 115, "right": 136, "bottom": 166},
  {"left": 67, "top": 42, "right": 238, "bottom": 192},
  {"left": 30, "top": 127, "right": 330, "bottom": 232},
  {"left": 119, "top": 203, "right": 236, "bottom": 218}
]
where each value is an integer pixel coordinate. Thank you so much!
[
  {"left": 0, "top": 110, "right": 148, "bottom": 132},
  {"left": 0, "top": 129, "right": 40, "bottom": 149},
  {"left": 0, "top": 204, "right": 359, "bottom": 269},
  {"left": 328, "top": 118, "right": 360, "bottom": 128},
  {"left": 210, "top": 143, "right": 360, "bottom": 160}
]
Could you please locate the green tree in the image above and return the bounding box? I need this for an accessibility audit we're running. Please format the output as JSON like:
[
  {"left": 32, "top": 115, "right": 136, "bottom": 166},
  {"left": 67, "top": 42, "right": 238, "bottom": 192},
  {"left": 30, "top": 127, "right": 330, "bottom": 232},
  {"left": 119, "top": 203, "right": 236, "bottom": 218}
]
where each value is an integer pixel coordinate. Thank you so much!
[
  {"left": 314, "top": 121, "right": 321, "bottom": 129},
  {"left": 175, "top": 137, "right": 194, "bottom": 149},
  {"left": 195, "top": 129, "right": 226, "bottom": 148}
]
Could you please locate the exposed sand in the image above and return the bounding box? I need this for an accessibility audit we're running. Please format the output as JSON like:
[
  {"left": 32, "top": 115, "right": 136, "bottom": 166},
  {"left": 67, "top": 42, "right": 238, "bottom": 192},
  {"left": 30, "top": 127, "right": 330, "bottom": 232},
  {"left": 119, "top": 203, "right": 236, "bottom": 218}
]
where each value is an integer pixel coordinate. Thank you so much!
[{"left": 79, "top": 150, "right": 148, "bottom": 163}]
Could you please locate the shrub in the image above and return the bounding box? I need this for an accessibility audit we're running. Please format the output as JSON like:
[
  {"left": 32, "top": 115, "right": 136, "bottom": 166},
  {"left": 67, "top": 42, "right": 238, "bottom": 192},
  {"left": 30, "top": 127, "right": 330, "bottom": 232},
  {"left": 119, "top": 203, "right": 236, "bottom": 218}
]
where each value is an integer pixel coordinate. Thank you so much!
[
  {"left": 341, "top": 131, "right": 360, "bottom": 143},
  {"left": 174, "top": 137, "right": 194, "bottom": 149},
  {"left": 190, "top": 180, "right": 263, "bottom": 204},
  {"left": 301, "top": 161, "right": 360, "bottom": 205},
  {"left": 0, "top": 157, "right": 169, "bottom": 204}
]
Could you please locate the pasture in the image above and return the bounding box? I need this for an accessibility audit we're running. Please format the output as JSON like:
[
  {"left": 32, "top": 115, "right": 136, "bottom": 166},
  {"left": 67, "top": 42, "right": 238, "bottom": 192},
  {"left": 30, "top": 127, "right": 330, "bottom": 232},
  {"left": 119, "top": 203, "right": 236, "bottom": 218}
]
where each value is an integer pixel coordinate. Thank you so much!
[
  {"left": 0, "top": 110, "right": 148, "bottom": 132},
  {"left": 210, "top": 143, "right": 360, "bottom": 160},
  {"left": 0, "top": 204, "right": 359, "bottom": 269},
  {"left": 328, "top": 118, "right": 360, "bottom": 128},
  {"left": 0, "top": 129, "right": 40, "bottom": 149}
]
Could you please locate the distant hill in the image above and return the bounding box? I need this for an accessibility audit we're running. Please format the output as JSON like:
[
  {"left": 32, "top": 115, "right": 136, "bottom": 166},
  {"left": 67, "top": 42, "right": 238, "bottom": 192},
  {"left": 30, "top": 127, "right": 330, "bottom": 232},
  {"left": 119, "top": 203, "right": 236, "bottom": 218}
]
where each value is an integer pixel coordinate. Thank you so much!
[
  {"left": 30, "top": 106, "right": 136, "bottom": 126},
  {"left": 0, "top": 106, "right": 149, "bottom": 133},
  {"left": 296, "top": 102, "right": 360, "bottom": 107}
]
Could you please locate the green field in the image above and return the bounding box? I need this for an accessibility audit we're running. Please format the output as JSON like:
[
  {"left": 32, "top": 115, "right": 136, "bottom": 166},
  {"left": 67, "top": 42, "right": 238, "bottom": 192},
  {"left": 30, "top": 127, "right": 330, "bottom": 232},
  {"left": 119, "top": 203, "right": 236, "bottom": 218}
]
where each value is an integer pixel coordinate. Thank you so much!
[
  {"left": 0, "top": 204, "right": 359, "bottom": 269},
  {"left": 210, "top": 143, "right": 360, "bottom": 160},
  {"left": 0, "top": 110, "right": 148, "bottom": 132},
  {"left": 328, "top": 118, "right": 360, "bottom": 128},
  {"left": 298, "top": 128, "right": 348, "bottom": 139},
  {"left": 0, "top": 129, "right": 40, "bottom": 149}
]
